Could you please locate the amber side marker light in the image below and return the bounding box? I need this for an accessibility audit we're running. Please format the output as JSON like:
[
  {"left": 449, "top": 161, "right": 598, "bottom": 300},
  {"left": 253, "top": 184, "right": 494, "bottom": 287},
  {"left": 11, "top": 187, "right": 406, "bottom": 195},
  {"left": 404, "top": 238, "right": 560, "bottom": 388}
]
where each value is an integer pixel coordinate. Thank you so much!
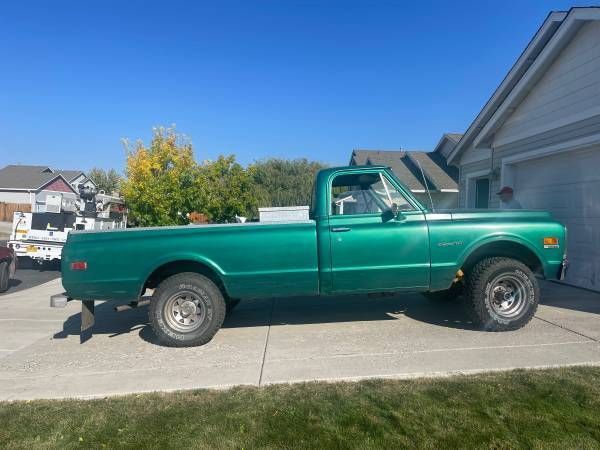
[
  {"left": 543, "top": 237, "right": 559, "bottom": 248},
  {"left": 70, "top": 261, "right": 87, "bottom": 271}
]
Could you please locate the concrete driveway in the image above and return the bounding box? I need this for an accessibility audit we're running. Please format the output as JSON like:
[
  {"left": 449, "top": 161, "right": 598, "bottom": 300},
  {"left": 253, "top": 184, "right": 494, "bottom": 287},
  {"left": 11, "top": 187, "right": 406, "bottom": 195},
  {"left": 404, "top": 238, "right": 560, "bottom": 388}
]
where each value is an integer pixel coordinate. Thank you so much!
[
  {"left": 0, "top": 259, "right": 61, "bottom": 297},
  {"left": 0, "top": 279, "right": 599, "bottom": 400}
]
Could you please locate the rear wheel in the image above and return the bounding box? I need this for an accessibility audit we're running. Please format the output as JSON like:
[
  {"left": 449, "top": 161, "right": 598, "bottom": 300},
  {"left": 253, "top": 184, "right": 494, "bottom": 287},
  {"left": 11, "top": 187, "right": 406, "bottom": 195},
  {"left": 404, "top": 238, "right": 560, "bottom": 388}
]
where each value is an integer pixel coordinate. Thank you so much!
[
  {"left": 465, "top": 257, "right": 539, "bottom": 331},
  {"left": 149, "top": 272, "right": 226, "bottom": 347},
  {"left": 0, "top": 261, "right": 9, "bottom": 293}
]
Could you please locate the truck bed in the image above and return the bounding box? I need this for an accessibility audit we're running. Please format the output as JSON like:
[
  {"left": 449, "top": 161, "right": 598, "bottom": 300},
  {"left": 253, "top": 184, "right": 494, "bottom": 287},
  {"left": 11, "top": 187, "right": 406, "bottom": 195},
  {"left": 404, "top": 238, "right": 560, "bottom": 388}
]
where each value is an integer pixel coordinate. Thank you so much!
[{"left": 61, "top": 221, "right": 319, "bottom": 301}]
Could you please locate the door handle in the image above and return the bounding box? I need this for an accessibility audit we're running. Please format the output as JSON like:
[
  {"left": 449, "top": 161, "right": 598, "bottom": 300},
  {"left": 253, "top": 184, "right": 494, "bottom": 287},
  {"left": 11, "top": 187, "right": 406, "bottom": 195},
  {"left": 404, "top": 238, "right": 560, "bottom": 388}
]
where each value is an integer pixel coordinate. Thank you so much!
[{"left": 331, "top": 227, "right": 351, "bottom": 232}]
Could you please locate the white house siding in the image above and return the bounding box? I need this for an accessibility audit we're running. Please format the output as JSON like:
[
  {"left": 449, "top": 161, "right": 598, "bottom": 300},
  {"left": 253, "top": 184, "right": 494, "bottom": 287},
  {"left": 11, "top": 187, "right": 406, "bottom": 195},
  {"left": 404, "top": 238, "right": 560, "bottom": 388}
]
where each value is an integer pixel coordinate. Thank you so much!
[
  {"left": 512, "top": 146, "right": 600, "bottom": 289},
  {"left": 456, "top": 19, "right": 600, "bottom": 290},
  {"left": 458, "top": 160, "right": 492, "bottom": 208},
  {"left": 0, "top": 191, "right": 31, "bottom": 204},
  {"left": 495, "top": 21, "right": 600, "bottom": 147}
]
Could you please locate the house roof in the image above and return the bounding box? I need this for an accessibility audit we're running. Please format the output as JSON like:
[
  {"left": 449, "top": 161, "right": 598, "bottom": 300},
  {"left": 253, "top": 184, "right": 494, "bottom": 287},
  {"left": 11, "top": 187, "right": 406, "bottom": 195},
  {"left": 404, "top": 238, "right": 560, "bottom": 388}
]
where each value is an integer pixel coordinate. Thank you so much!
[
  {"left": 0, "top": 165, "right": 82, "bottom": 191},
  {"left": 350, "top": 149, "right": 458, "bottom": 192},
  {"left": 448, "top": 7, "right": 600, "bottom": 164},
  {"left": 445, "top": 133, "right": 463, "bottom": 144},
  {"left": 58, "top": 170, "right": 85, "bottom": 182}
]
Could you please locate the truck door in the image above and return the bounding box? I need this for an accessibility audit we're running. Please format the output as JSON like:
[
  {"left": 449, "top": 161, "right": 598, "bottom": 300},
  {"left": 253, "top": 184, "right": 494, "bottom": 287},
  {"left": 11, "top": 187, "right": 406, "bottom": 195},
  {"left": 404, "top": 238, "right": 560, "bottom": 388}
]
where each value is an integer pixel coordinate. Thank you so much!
[{"left": 328, "top": 170, "right": 430, "bottom": 293}]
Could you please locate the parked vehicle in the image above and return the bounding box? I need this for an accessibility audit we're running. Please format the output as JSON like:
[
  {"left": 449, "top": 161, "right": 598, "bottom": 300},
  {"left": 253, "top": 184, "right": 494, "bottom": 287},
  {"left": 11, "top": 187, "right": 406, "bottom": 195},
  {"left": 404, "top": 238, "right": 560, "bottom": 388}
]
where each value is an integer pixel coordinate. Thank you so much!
[
  {"left": 51, "top": 165, "right": 568, "bottom": 346},
  {"left": 7, "top": 186, "right": 127, "bottom": 263},
  {"left": 0, "top": 246, "right": 17, "bottom": 293}
]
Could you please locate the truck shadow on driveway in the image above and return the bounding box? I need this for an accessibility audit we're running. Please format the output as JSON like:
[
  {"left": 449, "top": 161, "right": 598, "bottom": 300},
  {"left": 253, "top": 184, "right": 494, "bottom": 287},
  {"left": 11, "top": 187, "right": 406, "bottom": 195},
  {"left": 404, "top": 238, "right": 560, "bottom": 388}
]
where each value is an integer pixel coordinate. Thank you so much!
[
  {"left": 53, "top": 293, "right": 478, "bottom": 345},
  {"left": 52, "top": 285, "right": 600, "bottom": 346}
]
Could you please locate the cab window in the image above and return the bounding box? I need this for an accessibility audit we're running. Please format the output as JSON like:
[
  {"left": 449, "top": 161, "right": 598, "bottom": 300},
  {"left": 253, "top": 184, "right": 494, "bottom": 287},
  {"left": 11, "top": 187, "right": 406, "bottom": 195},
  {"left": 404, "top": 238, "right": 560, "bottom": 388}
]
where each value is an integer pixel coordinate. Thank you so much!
[{"left": 330, "top": 172, "right": 414, "bottom": 216}]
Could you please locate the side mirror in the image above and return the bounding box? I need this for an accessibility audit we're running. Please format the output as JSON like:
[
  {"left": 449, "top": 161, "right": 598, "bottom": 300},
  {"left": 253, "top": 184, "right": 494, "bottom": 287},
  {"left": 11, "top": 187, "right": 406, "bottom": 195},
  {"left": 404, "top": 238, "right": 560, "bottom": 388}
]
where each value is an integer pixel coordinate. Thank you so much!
[
  {"left": 382, "top": 205, "right": 405, "bottom": 222},
  {"left": 381, "top": 208, "right": 395, "bottom": 222}
]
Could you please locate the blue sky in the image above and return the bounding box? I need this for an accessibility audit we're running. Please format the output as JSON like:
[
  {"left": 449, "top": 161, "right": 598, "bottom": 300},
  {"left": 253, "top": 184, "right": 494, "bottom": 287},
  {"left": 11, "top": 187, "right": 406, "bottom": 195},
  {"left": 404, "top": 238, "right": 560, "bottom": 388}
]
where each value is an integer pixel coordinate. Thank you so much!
[{"left": 0, "top": 1, "right": 595, "bottom": 171}]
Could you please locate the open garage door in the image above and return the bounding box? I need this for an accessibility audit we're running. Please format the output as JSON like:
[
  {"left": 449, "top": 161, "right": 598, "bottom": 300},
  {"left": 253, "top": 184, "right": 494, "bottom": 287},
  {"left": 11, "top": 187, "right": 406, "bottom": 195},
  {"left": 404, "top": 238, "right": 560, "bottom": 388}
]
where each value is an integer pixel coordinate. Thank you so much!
[{"left": 511, "top": 147, "right": 600, "bottom": 291}]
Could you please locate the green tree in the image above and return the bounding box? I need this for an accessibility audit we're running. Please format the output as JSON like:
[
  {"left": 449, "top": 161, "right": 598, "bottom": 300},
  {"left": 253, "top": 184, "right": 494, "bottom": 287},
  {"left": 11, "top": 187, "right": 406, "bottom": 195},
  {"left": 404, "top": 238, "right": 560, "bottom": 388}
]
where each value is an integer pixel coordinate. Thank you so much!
[
  {"left": 87, "top": 167, "right": 122, "bottom": 194},
  {"left": 121, "top": 127, "right": 198, "bottom": 227},
  {"left": 197, "top": 155, "right": 257, "bottom": 223},
  {"left": 248, "top": 158, "right": 327, "bottom": 210}
]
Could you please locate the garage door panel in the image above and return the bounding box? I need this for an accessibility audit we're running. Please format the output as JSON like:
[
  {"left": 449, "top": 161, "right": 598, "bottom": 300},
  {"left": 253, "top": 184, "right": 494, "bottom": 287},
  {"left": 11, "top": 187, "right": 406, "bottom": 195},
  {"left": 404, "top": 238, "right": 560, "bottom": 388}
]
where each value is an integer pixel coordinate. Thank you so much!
[{"left": 512, "top": 146, "right": 600, "bottom": 291}]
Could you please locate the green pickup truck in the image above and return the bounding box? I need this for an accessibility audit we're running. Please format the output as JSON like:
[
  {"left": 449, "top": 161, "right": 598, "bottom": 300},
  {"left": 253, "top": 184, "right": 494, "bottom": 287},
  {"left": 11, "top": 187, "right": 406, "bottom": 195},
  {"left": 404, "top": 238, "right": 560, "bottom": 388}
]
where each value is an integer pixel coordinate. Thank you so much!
[{"left": 51, "top": 165, "right": 568, "bottom": 347}]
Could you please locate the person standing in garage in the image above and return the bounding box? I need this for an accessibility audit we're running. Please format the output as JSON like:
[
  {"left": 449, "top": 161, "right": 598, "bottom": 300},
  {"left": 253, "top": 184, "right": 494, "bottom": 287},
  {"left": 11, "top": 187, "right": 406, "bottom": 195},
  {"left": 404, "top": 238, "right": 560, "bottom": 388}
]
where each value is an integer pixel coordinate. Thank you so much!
[{"left": 497, "top": 186, "right": 522, "bottom": 209}]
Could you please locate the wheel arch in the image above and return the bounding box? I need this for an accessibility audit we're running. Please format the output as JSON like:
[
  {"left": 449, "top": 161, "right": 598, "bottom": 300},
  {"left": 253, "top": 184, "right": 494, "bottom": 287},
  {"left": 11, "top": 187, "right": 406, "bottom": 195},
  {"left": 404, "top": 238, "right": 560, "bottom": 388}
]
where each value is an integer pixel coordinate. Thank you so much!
[
  {"left": 142, "top": 256, "right": 229, "bottom": 299},
  {"left": 459, "top": 237, "right": 544, "bottom": 277}
]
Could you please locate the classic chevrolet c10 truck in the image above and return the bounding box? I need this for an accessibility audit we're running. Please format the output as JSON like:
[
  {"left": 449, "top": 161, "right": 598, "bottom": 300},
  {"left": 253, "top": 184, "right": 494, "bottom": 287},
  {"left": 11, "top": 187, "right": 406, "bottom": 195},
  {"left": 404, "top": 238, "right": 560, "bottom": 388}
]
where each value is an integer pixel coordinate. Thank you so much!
[{"left": 51, "top": 165, "right": 569, "bottom": 346}]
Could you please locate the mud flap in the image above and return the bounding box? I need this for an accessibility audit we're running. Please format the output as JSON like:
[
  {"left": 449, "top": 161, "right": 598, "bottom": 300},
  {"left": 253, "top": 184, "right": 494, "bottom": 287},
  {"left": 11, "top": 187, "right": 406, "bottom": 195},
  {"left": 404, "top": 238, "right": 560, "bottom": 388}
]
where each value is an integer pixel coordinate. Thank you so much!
[{"left": 81, "top": 300, "right": 95, "bottom": 343}]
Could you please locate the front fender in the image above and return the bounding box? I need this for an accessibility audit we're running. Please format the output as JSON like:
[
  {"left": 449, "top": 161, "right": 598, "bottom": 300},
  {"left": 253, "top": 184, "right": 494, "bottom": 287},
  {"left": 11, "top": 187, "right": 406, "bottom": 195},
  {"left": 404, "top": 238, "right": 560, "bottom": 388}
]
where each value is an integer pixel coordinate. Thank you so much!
[{"left": 456, "top": 232, "right": 545, "bottom": 271}]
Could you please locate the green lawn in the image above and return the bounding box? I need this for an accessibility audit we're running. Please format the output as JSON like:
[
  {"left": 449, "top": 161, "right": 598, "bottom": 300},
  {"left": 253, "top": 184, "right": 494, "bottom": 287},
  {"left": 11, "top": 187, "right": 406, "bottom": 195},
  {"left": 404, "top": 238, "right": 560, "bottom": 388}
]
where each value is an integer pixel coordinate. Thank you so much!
[{"left": 1, "top": 367, "right": 599, "bottom": 449}]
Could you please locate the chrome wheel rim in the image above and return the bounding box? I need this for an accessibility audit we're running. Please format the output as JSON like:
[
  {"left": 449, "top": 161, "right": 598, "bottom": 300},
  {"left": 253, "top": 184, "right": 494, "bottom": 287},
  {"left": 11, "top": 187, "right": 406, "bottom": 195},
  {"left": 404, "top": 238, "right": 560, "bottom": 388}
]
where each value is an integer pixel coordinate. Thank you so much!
[
  {"left": 164, "top": 291, "right": 206, "bottom": 332},
  {"left": 489, "top": 274, "right": 528, "bottom": 318}
]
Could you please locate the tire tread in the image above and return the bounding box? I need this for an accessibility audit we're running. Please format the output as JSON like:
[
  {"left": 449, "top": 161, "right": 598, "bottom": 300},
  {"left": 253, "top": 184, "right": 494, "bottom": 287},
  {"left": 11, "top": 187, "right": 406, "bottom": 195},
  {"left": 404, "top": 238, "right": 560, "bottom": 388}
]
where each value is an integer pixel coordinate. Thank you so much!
[
  {"left": 149, "top": 272, "right": 226, "bottom": 347},
  {"left": 465, "top": 257, "right": 539, "bottom": 331}
]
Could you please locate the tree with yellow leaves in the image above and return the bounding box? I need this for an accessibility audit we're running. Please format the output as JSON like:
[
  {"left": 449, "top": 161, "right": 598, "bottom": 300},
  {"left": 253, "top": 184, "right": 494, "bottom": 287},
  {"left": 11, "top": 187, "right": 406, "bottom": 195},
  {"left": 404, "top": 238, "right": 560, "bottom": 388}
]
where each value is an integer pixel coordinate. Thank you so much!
[
  {"left": 121, "top": 127, "right": 199, "bottom": 226},
  {"left": 121, "top": 127, "right": 257, "bottom": 226}
]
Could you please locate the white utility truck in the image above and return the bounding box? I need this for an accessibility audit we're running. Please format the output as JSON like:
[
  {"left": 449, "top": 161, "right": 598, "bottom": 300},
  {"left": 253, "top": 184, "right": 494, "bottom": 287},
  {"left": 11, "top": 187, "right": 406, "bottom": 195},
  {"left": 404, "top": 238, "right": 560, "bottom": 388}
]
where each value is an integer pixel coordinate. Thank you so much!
[{"left": 7, "top": 188, "right": 126, "bottom": 263}]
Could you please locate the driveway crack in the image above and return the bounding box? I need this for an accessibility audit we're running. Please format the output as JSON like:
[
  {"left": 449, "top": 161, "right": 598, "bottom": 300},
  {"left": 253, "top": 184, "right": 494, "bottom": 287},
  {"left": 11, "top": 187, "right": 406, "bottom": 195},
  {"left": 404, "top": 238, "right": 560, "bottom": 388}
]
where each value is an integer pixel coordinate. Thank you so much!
[
  {"left": 534, "top": 316, "right": 599, "bottom": 342},
  {"left": 258, "top": 298, "right": 276, "bottom": 387}
]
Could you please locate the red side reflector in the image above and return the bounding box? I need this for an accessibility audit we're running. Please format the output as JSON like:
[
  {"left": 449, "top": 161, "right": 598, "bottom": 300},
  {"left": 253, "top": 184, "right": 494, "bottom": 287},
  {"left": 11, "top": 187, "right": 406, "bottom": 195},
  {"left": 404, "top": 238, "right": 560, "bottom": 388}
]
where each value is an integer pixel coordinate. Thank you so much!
[{"left": 70, "top": 261, "right": 87, "bottom": 271}]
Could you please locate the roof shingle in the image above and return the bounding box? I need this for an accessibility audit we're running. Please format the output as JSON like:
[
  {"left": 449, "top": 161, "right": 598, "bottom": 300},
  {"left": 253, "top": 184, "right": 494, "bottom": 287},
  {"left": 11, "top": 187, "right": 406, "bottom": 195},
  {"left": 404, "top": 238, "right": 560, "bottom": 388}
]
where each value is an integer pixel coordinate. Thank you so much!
[
  {"left": 0, "top": 165, "right": 83, "bottom": 190},
  {"left": 350, "top": 149, "right": 458, "bottom": 192}
]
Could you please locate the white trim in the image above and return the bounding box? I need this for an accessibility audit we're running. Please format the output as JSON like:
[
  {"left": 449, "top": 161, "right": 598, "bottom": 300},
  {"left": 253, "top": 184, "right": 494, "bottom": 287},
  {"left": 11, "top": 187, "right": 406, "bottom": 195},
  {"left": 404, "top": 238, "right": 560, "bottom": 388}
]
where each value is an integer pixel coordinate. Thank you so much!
[
  {"left": 411, "top": 189, "right": 426, "bottom": 193},
  {"left": 0, "top": 188, "right": 35, "bottom": 192},
  {"left": 464, "top": 169, "right": 491, "bottom": 208},
  {"left": 494, "top": 107, "right": 600, "bottom": 149},
  {"left": 440, "top": 189, "right": 459, "bottom": 193},
  {"left": 501, "top": 131, "right": 600, "bottom": 188}
]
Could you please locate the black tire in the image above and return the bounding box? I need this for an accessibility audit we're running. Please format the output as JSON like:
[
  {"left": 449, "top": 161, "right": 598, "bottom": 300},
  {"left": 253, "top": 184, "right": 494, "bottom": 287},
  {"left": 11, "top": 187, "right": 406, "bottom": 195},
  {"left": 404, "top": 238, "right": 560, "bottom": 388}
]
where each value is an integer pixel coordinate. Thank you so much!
[
  {"left": 0, "top": 261, "right": 9, "bottom": 293},
  {"left": 423, "top": 282, "right": 464, "bottom": 302},
  {"left": 465, "top": 257, "right": 539, "bottom": 331},
  {"left": 149, "top": 272, "right": 226, "bottom": 347},
  {"left": 226, "top": 298, "right": 241, "bottom": 314}
]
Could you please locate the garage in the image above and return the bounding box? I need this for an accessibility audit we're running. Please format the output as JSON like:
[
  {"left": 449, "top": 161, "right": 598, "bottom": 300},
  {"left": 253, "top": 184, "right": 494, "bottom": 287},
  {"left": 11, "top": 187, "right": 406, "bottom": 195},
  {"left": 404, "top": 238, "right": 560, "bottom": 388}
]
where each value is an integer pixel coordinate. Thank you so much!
[{"left": 511, "top": 147, "right": 600, "bottom": 290}]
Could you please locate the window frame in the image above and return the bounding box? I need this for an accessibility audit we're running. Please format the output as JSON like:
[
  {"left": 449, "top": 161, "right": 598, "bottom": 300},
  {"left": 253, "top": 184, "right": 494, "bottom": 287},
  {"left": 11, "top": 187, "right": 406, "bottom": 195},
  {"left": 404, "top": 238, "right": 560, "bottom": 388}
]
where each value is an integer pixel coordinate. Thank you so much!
[{"left": 328, "top": 169, "right": 421, "bottom": 218}]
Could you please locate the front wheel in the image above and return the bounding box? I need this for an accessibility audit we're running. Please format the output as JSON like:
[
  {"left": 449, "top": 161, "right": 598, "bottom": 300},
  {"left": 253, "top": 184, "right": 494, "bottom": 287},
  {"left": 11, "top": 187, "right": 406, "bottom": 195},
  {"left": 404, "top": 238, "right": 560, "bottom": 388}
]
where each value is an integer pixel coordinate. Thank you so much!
[
  {"left": 149, "top": 273, "right": 226, "bottom": 347},
  {"left": 465, "top": 257, "right": 539, "bottom": 331}
]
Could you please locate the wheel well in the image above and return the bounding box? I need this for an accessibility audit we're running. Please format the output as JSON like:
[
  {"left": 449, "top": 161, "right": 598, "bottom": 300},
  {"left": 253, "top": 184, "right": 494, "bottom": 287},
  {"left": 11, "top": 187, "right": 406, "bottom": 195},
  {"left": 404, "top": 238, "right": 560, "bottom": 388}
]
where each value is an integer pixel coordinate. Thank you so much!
[
  {"left": 462, "top": 241, "right": 543, "bottom": 276},
  {"left": 144, "top": 260, "right": 228, "bottom": 298}
]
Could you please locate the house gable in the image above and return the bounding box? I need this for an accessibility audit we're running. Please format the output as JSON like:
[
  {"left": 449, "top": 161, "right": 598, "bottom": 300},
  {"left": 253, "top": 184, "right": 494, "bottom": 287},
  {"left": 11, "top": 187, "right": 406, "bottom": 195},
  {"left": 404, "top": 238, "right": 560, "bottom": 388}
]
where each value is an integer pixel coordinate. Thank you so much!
[
  {"left": 39, "top": 176, "right": 78, "bottom": 194},
  {"left": 494, "top": 20, "right": 600, "bottom": 148}
]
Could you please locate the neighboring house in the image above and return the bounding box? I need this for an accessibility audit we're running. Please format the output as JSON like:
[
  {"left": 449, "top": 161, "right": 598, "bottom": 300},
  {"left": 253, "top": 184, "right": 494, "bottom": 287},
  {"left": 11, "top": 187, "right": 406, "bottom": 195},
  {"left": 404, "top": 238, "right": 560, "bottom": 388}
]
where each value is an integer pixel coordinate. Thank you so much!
[
  {"left": 0, "top": 165, "right": 96, "bottom": 213},
  {"left": 448, "top": 7, "right": 600, "bottom": 290},
  {"left": 350, "top": 135, "right": 461, "bottom": 209}
]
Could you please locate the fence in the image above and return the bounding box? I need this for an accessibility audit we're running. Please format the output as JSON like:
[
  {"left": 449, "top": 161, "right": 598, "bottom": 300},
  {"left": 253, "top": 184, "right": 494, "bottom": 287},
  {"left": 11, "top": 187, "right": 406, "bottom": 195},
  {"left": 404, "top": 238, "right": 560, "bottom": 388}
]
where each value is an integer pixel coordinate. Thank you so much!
[{"left": 0, "top": 202, "right": 31, "bottom": 222}]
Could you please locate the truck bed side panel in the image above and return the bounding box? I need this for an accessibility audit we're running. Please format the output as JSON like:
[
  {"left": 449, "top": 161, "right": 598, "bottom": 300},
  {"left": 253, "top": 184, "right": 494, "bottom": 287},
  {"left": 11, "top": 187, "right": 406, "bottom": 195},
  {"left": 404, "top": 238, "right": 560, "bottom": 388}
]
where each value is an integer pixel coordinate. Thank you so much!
[{"left": 61, "top": 221, "right": 319, "bottom": 301}]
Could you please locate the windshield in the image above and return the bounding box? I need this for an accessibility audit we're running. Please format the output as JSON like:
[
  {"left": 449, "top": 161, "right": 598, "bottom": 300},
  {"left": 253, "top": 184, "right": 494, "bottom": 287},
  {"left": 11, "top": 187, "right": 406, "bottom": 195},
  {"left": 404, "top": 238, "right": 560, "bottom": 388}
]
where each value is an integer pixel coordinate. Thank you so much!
[{"left": 331, "top": 172, "right": 415, "bottom": 216}]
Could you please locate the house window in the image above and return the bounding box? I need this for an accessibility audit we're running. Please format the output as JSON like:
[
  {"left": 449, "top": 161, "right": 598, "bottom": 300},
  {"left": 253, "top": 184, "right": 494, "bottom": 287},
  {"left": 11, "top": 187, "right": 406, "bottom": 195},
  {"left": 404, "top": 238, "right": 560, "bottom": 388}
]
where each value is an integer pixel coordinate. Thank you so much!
[{"left": 475, "top": 177, "right": 490, "bottom": 209}]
